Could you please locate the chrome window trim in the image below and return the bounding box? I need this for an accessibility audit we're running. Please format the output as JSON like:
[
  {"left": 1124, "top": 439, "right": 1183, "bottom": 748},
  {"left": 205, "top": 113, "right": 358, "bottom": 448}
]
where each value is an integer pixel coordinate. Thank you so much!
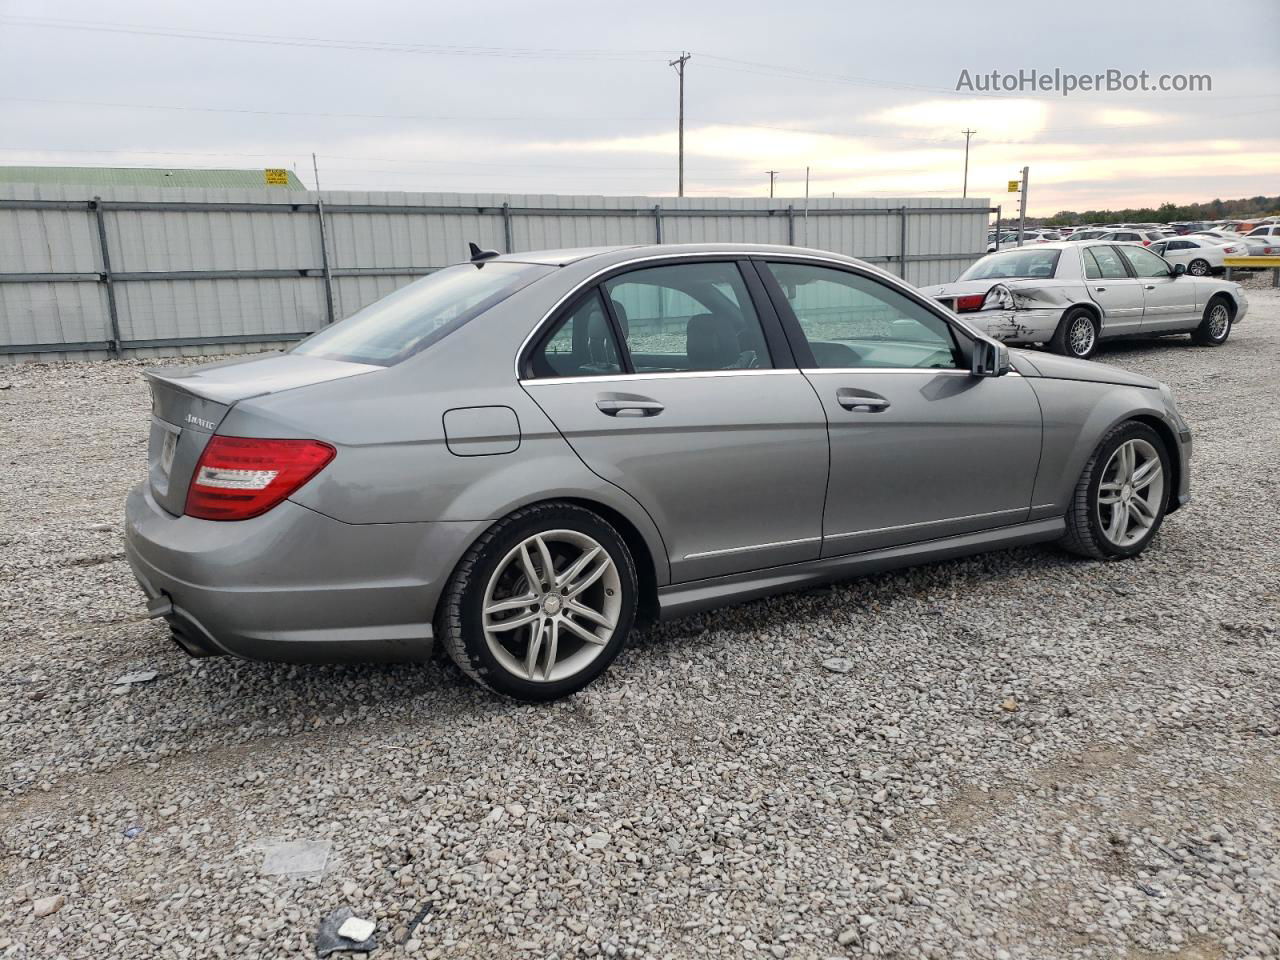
[
  {"left": 512, "top": 248, "right": 979, "bottom": 380},
  {"left": 684, "top": 535, "right": 821, "bottom": 561},
  {"left": 519, "top": 368, "right": 799, "bottom": 387},
  {"left": 801, "top": 367, "right": 1021, "bottom": 377},
  {"left": 824, "top": 506, "right": 1027, "bottom": 541}
]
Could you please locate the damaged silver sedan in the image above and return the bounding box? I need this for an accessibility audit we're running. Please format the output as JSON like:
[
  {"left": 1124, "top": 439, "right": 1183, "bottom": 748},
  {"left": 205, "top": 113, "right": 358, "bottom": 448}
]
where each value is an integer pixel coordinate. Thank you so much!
[{"left": 919, "top": 240, "right": 1248, "bottom": 359}]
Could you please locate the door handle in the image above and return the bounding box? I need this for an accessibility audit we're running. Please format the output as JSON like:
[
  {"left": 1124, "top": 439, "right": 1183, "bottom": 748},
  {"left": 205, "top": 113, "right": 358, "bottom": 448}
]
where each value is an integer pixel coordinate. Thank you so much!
[
  {"left": 1144, "top": 284, "right": 1156, "bottom": 290},
  {"left": 836, "top": 389, "right": 890, "bottom": 412},
  {"left": 595, "top": 397, "right": 664, "bottom": 417},
  {"left": 1095, "top": 286, "right": 1107, "bottom": 292}
]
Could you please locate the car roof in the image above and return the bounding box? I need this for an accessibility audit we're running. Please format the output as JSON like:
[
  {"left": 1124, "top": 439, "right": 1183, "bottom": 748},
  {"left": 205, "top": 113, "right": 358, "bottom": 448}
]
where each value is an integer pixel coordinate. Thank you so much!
[{"left": 491, "top": 242, "right": 867, "bottom": 269}]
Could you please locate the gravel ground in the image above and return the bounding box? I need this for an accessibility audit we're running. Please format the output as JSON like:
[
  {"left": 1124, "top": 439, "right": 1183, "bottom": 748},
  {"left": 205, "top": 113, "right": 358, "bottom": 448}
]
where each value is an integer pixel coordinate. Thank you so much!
[{"left": 1, "top": 290, "right": 1277, "bottom": 959}]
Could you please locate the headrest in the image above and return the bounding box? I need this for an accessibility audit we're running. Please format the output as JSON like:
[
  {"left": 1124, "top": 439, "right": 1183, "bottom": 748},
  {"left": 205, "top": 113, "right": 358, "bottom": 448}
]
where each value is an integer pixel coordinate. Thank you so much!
[{"left": 686, "top": 313, "right": 740, "bottom": 370}]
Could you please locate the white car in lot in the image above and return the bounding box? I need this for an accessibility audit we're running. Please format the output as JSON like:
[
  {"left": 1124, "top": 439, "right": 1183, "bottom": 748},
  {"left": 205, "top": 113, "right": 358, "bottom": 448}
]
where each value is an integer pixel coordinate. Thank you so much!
[
  {"left": 1148, "top": 236, "right": 1243, "bottom": 275},
  {"left": 918, "top": 240, "right": 1248, "bottom": 359},
  {"left": 1097, "top": 228, "right": 1166, "bottom": 246},
  {"left": 1240, "top": 223, "right": 1280, "bottom": 256}
]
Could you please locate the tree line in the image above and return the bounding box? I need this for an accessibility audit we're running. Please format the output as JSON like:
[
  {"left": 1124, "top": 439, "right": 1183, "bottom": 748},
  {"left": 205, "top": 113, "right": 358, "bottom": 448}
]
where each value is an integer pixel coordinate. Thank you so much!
[{"left": 1040, "top": 194, "right": 1279, "bottom": 227}]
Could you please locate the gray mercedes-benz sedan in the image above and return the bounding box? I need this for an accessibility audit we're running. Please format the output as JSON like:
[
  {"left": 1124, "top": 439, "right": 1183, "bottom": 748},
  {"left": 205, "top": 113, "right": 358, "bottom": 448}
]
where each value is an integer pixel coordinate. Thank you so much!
[{"left": 125, "top": 242, "right": 1193, "bottom": 700}]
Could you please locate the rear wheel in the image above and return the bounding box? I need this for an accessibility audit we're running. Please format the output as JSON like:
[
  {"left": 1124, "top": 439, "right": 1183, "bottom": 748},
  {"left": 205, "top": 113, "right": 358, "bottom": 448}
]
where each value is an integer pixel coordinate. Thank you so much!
[
  {"left": 438, "top": 502, "right": 638, "bottom": 701},
  {"left": 1191, "top": 296, "right": 1232, "bottom": 346},
  {"left": 1049, "top": 307, "right": 1099, "bottom": 360},
  {"left": 1060, "top": 421, "right": 1170, "bottom": 560},
  {"left": 1187, "top": 258, "right": 1210, "bottom": 277}
]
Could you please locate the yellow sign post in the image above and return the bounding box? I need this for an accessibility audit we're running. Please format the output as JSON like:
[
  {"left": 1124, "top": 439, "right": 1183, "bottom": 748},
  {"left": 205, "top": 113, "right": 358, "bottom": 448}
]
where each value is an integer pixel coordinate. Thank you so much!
[
  {"left": 1007, "top": 180, "right": 1021, "bottom": 193},
  {"left": 264, "top": 169, "right": 290, "bottom": 186}
]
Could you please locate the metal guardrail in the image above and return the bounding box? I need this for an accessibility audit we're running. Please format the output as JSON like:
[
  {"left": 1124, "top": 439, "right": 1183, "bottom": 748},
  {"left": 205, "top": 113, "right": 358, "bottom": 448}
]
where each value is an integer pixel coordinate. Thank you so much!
[
  {"left": 0, "top": 196, "right": 999, "bottom": 357},
  {"left": 1224, "top": 255, "right": 1280, "bottom": 287}
]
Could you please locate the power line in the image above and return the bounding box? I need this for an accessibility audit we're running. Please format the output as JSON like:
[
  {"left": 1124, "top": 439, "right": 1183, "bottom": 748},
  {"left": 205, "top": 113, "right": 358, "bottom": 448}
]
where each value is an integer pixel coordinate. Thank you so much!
[
  {"left": 0, "top": 15, "right": 673, "bottom": 62},
  {"left": 8, "top": 14, "right": 1277, "bottom": 106}
]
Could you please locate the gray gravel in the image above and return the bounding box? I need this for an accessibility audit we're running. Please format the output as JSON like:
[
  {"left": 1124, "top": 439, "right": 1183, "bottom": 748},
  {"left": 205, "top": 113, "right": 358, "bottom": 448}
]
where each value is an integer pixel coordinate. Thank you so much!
[{"left": 1, "top": 291, "right": 1278, "bottom": 959}]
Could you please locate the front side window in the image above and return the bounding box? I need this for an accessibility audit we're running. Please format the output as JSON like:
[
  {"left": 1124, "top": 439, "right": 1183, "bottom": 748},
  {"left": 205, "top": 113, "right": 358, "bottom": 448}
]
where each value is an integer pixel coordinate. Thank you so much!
[
  {"left": 527, "top": 289, "right": 622, "bottom": 379},
  {"left": 603, "top": 262, "right": 773, "bottom": 373},
  {"left": 1120, "top": 245, "right": 1172, "bottom": 278},
  {"left": 1084, "top": 246, "right": 1131, "bottom": 280},
  {"left": 766, "top": 262, "right": 960, "bottom": 370},
  {"left": 959, "top": 248, "right": 1061, "bottom": 281},
  {"left": 294, "top": 261, "right": 552, "bottom": 365}
]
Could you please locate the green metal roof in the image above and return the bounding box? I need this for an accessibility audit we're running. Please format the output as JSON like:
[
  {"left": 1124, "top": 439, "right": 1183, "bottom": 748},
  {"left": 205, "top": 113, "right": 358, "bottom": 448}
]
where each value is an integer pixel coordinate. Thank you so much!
[{"left": 0, "top": 166, "right": 309, "bottom": 190}]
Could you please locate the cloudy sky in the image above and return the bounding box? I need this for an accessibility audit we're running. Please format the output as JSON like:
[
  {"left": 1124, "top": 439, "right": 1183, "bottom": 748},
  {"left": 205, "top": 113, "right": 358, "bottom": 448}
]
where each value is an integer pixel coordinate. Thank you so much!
[{"left": 1, "top": 0, "right": 1276, "bottom": 215}]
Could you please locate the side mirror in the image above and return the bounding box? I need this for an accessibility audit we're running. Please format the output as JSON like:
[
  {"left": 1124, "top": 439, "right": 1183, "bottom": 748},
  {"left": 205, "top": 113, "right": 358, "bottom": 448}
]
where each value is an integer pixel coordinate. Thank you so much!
[
  {"left": 1172, "top": 263, "right": 1186, "bottom": 277},
  {"left": 971, "top": 338, "right": 1010, "bottom": 377}
]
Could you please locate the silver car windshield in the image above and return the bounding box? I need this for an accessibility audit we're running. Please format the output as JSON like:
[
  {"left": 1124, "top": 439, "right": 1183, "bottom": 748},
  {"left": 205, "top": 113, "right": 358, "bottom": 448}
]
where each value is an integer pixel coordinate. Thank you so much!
[
  {"left": 959, "top": 248, "right": 1062, "bottom": 281},
  {"left": 293, "top": 261, "right": 553, "bottom": 365}
]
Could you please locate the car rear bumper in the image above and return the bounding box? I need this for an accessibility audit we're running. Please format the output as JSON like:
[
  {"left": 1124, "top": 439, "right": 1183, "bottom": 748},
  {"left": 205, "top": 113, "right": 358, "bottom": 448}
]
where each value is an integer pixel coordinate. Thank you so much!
[{"left": 124, "top": 483, "right": 485, "bottom": 663}]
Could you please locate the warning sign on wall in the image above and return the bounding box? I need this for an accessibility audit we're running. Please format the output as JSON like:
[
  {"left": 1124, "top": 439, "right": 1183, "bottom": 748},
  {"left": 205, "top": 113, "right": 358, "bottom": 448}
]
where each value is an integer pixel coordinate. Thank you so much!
[{"left": 264, "top": 169, "right": 290, "bottom": 186}]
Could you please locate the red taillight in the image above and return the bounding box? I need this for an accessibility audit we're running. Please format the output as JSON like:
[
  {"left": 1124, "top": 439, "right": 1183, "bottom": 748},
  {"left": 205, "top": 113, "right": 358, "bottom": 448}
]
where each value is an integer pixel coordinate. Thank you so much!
[
  {"left": 955, "top": 294, "right": 985, "bottom": 312},
  {"left": 184, "top": 436, "right": 335, "bottom": 521},
  {"left": 1142, "top": 240, "right": 1152, "bottom": 245}
]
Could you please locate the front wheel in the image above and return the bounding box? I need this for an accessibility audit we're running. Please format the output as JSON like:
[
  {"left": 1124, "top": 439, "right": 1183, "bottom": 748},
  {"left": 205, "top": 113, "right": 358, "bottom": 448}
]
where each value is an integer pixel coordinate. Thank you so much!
[
  {"left": 438, "top": 502, "right": 638, "bottom": 701},
  {"left": 1059, "top": 421, "right": 1170, "bottom": 560},
  {"left": 1049, "top": 307, "right": 1099, "bottom": 359},
  {"left": 1191, "top": 296, "right": 1232, "bottom": 346}
]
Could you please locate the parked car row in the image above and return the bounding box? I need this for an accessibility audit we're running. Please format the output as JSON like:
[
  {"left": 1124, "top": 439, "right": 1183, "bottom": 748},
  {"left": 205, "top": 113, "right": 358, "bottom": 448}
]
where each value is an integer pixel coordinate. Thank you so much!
[{"left": 987, "top": 217, "right": 1280, "bottom": 263}]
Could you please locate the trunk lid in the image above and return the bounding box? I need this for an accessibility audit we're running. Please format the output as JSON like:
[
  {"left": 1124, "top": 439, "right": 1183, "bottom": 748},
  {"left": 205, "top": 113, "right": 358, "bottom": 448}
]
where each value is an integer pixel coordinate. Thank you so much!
[{"left": 143, "top": 353, "right": 380, "bottom": 515}]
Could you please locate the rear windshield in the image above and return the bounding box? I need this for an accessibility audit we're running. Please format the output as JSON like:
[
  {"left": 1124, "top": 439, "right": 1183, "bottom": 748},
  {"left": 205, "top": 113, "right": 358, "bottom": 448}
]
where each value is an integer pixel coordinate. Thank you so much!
[
  {"left": 959, "top": 248, "right": 1062, "bottom": 281},
  {"left": 293, "top": 261, "right": 553, "bottom": 365}
]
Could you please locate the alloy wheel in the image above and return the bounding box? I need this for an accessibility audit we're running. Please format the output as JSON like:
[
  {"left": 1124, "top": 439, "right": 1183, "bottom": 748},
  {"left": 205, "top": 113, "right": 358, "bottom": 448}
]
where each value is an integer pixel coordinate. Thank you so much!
[
  {"left": 1096, "top": 438, "right": 1164, "bottom": 548},
  {"left": 1207, "top": 303, "right": 1230, "bottom": 340},
  {"left": 1189, "top": 259, "right": 1209, "bottom": 276},
  {"left": 1069, "top": 314, "right": 1096, "bottom": 357},
  {"left": 481, "top": 530, "right": 622, "bottom": 683}
]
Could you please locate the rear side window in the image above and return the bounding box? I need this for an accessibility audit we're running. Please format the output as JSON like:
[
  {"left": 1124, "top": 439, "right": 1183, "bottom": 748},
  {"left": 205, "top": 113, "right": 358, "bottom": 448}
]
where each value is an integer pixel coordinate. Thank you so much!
[
  {"left": 1084, "top": 246, "right": 1130, "bottom": 279},
  {"left": 293, "top": 261, "right": 552, "bottom": 365},
  {"left": 527, "top": 289, "right": 622, "bottom": 379},
  {"left": 603, "top": 262, "right": 773, "bottom": 372}
]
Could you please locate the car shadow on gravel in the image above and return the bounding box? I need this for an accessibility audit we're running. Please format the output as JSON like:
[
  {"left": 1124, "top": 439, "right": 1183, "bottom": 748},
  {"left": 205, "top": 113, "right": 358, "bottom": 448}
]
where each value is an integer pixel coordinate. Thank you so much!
[{"left": 631, "top": 541, "right": 1068, "bottom": 653}]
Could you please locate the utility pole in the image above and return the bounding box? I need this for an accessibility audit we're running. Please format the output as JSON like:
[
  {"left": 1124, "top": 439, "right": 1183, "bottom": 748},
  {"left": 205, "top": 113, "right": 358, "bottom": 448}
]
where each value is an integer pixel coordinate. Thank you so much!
[
  {"left": 803, "top": 166, "right": 810, "bottom": 244},
  {"left": 311, "top": 152, "right": 322, "bottom": 192},
  {"left": 1017, "top": 166, "right": 1029, "bottom": 246},
  {"left": 766, "top": 170, "right": 779, "bottom": 198},
  {"left": 669, "top": 52, "right": 691, "bottom": 197},
  {"left": 961, "top": 129, "right": 975, "bottom": 198}
]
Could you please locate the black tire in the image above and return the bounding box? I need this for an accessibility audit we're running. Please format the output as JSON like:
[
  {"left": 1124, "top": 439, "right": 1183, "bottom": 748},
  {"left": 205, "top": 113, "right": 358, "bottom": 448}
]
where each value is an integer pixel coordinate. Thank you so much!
[
  {"left": 1049, "top": 307, "right": 1099, "bottom": 359},
  {"left": 437, "top": 502, "right": 638, "bottom": 702},
  {"left": 1187, "top": 258, "right": 1210, "bottom": 277},
  {"left": 1190, "top": 295, "right": 1233, "bottom": 347},
  {"left": 1059, "top": 420, "right": 1171, "bottom": 560}
]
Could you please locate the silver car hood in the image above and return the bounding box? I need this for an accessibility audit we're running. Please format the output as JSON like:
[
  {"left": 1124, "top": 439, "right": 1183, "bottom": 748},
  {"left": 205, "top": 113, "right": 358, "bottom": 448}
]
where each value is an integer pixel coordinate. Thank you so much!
[{"left": 1011, "top": 349, "right": 1159, "bottom": 389}]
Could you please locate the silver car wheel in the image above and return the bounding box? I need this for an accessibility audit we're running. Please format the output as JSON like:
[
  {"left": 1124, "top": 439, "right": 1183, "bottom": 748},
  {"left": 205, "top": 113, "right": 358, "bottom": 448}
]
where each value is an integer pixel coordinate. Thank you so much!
[
  {"left": 1188, "top": 258, "right": 1209, "bottom": 276},
  {"left": 1068, "top": 314, "right": 1096, "bottom": 357},
  {"left": 1097, "top": 438, "right": 1164, "bottom": 548},
  {"left": 481, "top": 529, "right": 621, "bottom": 683},
  {"left": 1207, "top": 303, "right": 1230, "bottom": 340}
]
